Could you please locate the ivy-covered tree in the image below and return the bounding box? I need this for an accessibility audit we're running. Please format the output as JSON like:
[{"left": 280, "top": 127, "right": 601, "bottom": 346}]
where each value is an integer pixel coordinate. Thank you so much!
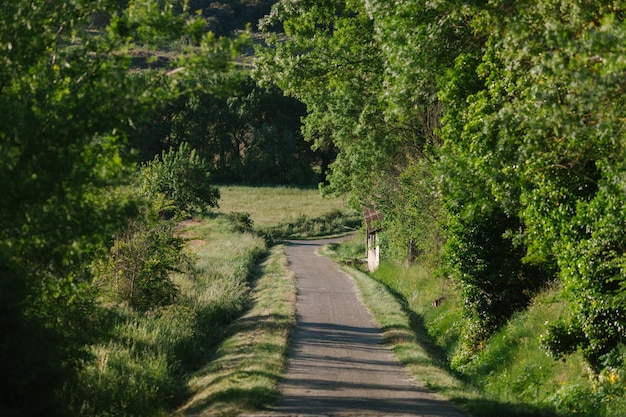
[{"left": 491, "top": 0, "right": 626, "bottom": 373}]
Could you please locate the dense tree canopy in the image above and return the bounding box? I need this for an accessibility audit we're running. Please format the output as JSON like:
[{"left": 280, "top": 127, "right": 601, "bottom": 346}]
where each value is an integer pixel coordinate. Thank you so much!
[
  {"left": 130, "top": 71, "right": 323, "bottom": 184},
  {"left": 257, "top": 0, "right": 626, "bottom": 376},
  {"left": 0, "top": 1, "right": 234, "bottom": 414}
]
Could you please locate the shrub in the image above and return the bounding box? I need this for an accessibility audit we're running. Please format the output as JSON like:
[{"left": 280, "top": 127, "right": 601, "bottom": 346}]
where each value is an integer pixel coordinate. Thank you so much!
[
  {"left": 93, "top": 220, "right": 184, "bottom": 312},
  {"left": 139, "top": 142, "right": 220, "bottom": 216},
  {"left": 226, "top": 211, "right": 254, "bottom": 233},
  {"left": 260, "top": 209, "right": 361, "bottom": 239}
]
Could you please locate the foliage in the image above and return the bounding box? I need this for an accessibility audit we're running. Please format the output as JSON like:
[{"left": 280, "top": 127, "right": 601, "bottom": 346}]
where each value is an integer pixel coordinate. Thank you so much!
[
  {"left": 256, "top": 0, "right": 392, "bottom": 200},
  {"left": 438, "top": 0, "right": 626, "bottom": 372},
  {"left": 258, "top": 0, "right": 626, "bottom": 410},
  {"left": 0, "top": 0, "right": 242, "bottom": 414},
  {"left": 227, "top": 211, "right": 255, "bottom": 233},
  {"left": 130, "top": 72, "right": 323, "bottom": 185},
  {"left": 378, "top": 157, "right": 445, "bottom": 264},
  {"left": 93, "top": 219, "right": 184, "bottom": 312},
  {"left": 139, "top": 142, "right": 220, "bottom": 215}
]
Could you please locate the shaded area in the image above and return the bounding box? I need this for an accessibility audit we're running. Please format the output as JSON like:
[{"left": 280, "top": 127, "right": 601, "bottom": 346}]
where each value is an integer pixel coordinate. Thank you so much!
[{"left": 373, "top": 280, "right": 561, "bottom": 417}]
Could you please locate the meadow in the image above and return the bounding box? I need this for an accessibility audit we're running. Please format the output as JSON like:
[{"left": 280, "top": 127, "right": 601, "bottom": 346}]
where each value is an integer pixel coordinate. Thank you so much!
[{"left": 216, "top": 185, "right": 361, "bottom": 238}]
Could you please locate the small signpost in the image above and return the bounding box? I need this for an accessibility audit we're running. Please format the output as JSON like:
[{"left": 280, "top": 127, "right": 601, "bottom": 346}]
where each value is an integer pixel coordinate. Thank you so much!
[{"left": 362, "top": 206, "right": 382, "bottom": 272}]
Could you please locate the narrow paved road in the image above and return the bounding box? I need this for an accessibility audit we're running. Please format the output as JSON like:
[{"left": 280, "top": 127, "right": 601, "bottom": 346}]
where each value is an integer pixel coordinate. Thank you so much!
[{"left": 267, "top": 237, "right": 468, "bottom": 416}]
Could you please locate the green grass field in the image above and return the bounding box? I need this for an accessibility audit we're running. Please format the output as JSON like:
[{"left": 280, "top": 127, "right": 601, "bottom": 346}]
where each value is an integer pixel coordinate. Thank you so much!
[
  {"left": 217, "top": 185, "right": 361, "bottom": 238},
  {"left": 215, "top": 185, "right": 348, "bottom": 226}
]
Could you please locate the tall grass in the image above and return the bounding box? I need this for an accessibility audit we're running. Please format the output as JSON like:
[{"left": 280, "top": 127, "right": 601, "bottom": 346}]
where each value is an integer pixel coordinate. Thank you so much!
[
  {"left": 176, "top": 244, "right": 296, "bottom": 415},
  {"left": 70, "top": 216, "right": 266, "bottom": 416}
]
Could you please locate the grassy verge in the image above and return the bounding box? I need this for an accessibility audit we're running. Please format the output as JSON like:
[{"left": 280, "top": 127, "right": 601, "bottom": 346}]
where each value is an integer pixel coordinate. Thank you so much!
[
  {"left": 321, "top": 242, "right": 478, "bottom": 411},
  {"left": 70, "top": 216, "right": 266, "bottom": 416},
  {"left": 175, "top": 244, "right": 296, "bottom": 416},
  {"left": 329, "top": 234, "right": 624, "bottom": 417}
]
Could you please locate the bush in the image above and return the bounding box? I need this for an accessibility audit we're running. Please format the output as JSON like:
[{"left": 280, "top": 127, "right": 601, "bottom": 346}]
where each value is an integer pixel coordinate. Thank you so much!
[
  {"left": 260, "top": 209, "right": 361, "bottom": 239},
  {"left": 226, "top": 211, "right": 254, "bottom": 233},
  {"left": 139, "top": 142, "right": 220, "bottom": 216},
  {"left": 93, "top": 220, "right": 184, "bottom": 312}
]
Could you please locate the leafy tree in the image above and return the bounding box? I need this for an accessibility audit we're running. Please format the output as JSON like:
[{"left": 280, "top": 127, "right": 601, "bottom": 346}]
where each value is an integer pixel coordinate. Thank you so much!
[
  {"left": 256, "top": 0, "right": 393, "bottom": 200},
  {"left": 130, "top": 72, "right": 319, "bottom": 184},
  {"left": 139, "top": 142, "right": 220, "bottom": 215},
  {"left": 0, "top": 1, "right": 237, "bottom": 414},
  {"left": 440, "top": 0, "right": 626, "bottom": 371},
  {"left": 500, "top": 1, "right": 626, "bottom": 372}
]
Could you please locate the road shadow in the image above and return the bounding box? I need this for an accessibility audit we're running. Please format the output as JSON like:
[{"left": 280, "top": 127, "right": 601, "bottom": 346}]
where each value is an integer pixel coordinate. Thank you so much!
[{"left": 274, "top": 321, "right": 466, "bottom": 415}]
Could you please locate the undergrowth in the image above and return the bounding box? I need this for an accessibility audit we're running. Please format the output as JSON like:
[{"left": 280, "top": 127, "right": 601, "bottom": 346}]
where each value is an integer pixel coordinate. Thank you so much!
[
  {"left": 69, "top": 215, "right": 266, "bottom": 416},
  {"left": 260, "top": 208, "right": 361, "bottom": 239}
]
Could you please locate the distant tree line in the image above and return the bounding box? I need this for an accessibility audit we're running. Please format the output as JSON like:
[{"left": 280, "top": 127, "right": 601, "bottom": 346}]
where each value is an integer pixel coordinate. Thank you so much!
[
  {"left": 189, "top": 0, "right": 277, "bottom": 36},
  {"left": 89, "top": 1, "right": 277, "bottom": 36},
  {"left": 129, "top": 71, "right": 334, "bottom": 185}
]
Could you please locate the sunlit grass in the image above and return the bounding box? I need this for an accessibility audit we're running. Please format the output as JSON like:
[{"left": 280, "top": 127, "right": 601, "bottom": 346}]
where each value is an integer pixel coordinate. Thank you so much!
[
  {"left": 73, "top": 215, "right": 267, "bottom": 416},
  {"left": 175, "top": 244, "right": 296, "bottom": 415},
  {"left": 216, "top": 185, "right": 355, "bottom": 229}
]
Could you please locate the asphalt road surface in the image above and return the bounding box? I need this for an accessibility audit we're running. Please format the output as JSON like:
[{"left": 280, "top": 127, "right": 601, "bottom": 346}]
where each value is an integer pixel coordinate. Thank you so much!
[{"left": 258, "top": 237, "right": 468, "bottom": 416}]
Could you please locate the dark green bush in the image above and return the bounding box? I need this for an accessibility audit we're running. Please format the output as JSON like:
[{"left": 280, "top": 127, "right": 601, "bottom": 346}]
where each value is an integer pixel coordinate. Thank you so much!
[
  {"left": 227, "top": 211, "right": 254, "bottom": 233},
  {"left": 139, "top": 142, "right": 220, "bottom": 216},
  {"left": 93, "top": 220, "right": 184, "bottom": 312}
]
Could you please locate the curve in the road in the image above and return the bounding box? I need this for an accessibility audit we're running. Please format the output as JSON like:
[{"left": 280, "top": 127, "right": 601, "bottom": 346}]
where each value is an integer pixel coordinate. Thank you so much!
[{"left": 268, "top": 237, "right": 468, "bottom": 416}]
